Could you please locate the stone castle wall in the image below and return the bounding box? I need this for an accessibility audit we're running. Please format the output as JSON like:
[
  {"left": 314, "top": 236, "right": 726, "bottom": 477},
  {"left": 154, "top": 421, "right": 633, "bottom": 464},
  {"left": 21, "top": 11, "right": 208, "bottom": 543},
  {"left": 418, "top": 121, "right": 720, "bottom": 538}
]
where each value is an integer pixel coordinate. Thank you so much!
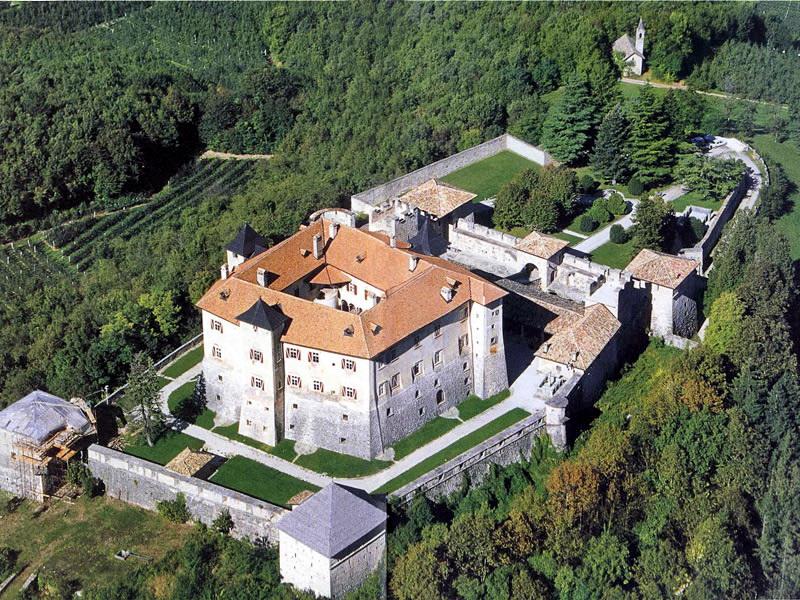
[
  {"left": 391, "top": 412, "right": 546, "bottom": 504},
  {"left": 87, "top": 445, "right": 286, "bottom": 542},
  {"left": 351, "top": 134, "right": 553, "bottom": 213}
]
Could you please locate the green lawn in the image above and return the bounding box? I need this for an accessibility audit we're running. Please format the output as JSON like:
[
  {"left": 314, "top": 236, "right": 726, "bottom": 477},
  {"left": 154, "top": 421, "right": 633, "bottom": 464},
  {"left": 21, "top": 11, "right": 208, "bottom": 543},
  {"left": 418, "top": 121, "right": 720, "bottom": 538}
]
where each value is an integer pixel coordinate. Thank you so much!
[
  {"left": 210, "top": 456, "right": 318, "bottom": 508},
  {"left": 671, "top": 189, "right": 722, "bottom": 213},
  {"left": 125, "top": 431, "right": 204, "bottom": 465},
  {"left": 162, "top": 345, "right": 203, "bottom": 378},
  {"left": 0, "top": 494, "right": 192, "bottom": 597},
  {"left": 392, "top": 416, "right": 460, "bottom": 460},
  {"left": 751, "top": 134, "right": 800, "bottom": 260},
  {"left": 270, "top": 439, "right": 299, "bottom": 461},
  {"left": 458, "top": 389, "right": 511, "bottom": 420},
  {"left": 375, "top": 407, "right": 531, "bottom": 494},
  {"left": 212, "top": 423, "right": 273, "bottom": 452},
  {"left": 441, "top": 151, "right": 541, "bottom": 202},
  {"left": 167, "top": 380, "right": 216, "bottom": 429},
  {"left": 590, "top": 238, "right": 638, "bottom": 270},
  {"left": 295, "top": 447, "right": 391, "bottom": 478},
  {"left": 551, "top": 231, "right": 583, "bottom": 245}
]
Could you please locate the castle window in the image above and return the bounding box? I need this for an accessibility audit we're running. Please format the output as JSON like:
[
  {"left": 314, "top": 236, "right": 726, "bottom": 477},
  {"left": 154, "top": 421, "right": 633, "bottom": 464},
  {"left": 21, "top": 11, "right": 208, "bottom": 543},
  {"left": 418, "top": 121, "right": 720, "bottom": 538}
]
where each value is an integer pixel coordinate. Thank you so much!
[
  {"left": 460, "top": 307, "right": 468, "bottom": 321},
  {"left": 342, "top": 386, "right": 357, "bottom": 399},
  {"left": 309, "top": 351, "right": 320, "bottom": 363},
  {"left": 464, "top": 377, "right": 470, "bottom": 386},
  {"left": 218, "top": 374, "right": 223, "bottom": 382},
  {"left": 413, "top": 335, "right": 421, "bottom": 348},
  {"left": 250, "top": 349, "right": 263, "bottom": 362},
  {"left": 211, "top": 319, "right": 223, "bottom": 332},
  {"left": 251, "top": 377, "right": 264, "bottom": 390},
  {"left": 286, "top": 347, "right": 301, "bottom": 360},
  {"left": 434, "top": 378, "right": 440, "bottom": 388},
  {"left": 378, "top": 382, "right": 389, "bottom": 396},
  {"left": 492, "top": 309, "right": 500, "bottom": 317},
  {"left": 386, "top": 407, "right": 393, "bottom": 417},
  {"left": 346, "top": 283, "right": 358, "bottom": 295},
  {"left": 246, "top": 419, "right": 252, "bottom": 426},
  {"left": 433, "top": 350, "right": 443, "bottom": 367},
  {"left": 411, "top": 361, "right": 423, "bottom": 381},
  {"left": 390, "top": 373, "right": 401, "bottom": 390},
  {"left": 463, "top": 361, "right": 469, "bottom": 371},
  {"left": 436, "top": 390, "right": 445, "bottom": 405},
  {"left": 287, "top": 375, "right": 301, "bottom": 388},
  {"left": 341, "top": 358, "right": 356, "bottom": 372},
  {"left": 418, "top": 407, "right": 425, "bottom": 416},
  {"left": 293, "top": 403, "right": 298, "bottom": 409},
  {"left": 490, "top": 336, "right": 498, "bottom": 345},
  {"left": 414, "top": 390, "right": 420, "bottom": 399},
  {"left": 459, "top": 334, "right": 469, "bottom": 354},
  {"left": 313, "top": 380, "right": 324, "bottom": 392},
  {"left": 364, "top": 288, "right": 369, "bottom": 300},
  {"left": 212, "top": 345, "right": 222, "bottom": 359},
  {"left": 342, "top": 414, "right": 348, "bottom": 421},
  {"left": 216, "top": 394, "right": 221, "bottom": 401},
  {"left": 434, "top": 323, "right": 442, "bottom": 338},
  {"left": 289, "top": 424, "right": 295, "bottom": 430},
  {"left": 340, "top": 437, "right": 347, "bottom": 443}
]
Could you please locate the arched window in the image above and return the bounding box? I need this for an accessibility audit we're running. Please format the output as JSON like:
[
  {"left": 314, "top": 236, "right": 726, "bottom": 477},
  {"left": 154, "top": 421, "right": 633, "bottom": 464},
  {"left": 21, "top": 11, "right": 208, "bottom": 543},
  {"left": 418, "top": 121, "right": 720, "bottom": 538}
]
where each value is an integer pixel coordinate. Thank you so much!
[{"left": 436, "top": 389, "right": 445, "bottom": 405}]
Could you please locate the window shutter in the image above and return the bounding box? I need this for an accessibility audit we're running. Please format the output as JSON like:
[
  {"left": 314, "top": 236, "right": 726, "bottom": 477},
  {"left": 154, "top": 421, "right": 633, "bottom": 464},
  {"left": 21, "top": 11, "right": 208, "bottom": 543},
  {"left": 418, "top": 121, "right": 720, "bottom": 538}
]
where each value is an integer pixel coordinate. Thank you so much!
[{"left": 341, "top": 358, "right": 345, "bottom": 369}]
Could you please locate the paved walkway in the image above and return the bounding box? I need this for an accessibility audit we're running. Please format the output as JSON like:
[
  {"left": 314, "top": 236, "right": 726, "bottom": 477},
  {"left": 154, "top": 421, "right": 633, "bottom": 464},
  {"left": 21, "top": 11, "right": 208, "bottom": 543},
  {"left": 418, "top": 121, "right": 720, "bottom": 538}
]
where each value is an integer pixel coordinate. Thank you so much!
[
  {"left": 155, "top": 362, "right": 543, "bottom": 494},
  {"left": 572, "top": 197, "right": 639, "bottom": 254}
]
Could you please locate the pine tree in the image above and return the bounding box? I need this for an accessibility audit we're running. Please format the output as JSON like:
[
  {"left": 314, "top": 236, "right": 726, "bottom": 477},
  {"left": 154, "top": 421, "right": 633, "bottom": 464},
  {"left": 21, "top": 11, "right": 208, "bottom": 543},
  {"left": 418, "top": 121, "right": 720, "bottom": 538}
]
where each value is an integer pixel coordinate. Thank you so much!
[
  {"left": 632, "top": 194, "right": 674, "bottom": 252},
  {"left": 126, "top": 352, "right": 166, "bottom": 447},
  {"left": 590, "top": 104, "right": 630, "bottom": 184},
  {"left": 541, "top": 75, "right": 597, "bottom": 165},
  {"left": 628, "top": 86, "right": 676, "bottom": 186}
]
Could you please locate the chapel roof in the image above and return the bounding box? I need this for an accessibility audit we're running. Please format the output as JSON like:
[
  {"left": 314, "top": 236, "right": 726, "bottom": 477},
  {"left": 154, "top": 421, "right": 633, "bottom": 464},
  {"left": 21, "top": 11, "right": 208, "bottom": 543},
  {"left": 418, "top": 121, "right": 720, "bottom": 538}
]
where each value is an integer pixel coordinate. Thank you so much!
[
  {"left": 535, "top": 304, "right": 621, "bottom": 371},
  {"left": 625, "top": 249, "right": 697, "bottom": 289},
  {"left": 612, "top": 34, "right": 641, "bottom": 59},
  {"left": 515, "top": 231, "right": 570, "bottom": 260},
  {"left": 398, "top": 179, "right": 476, "bottom": 218},
  {"left": 277, "top": 484, "right": 386, "bottom": 558}
]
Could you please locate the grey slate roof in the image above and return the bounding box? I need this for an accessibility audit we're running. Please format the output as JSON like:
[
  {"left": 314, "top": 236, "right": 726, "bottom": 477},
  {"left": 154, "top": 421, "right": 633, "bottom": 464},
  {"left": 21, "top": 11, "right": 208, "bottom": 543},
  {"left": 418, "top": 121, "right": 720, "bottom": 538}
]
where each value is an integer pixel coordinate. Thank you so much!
[
  {"left": 276, "top": 483, "right": 386, "bottom": 558},
  {"left": 0, "top": 390, "right": 92, "bottom": 445},
  {"left": 409, "top": 219, "right": 436, "bottom": 256},
  {"left": 612, "top": 34, "right": 641, "bottom": 58},
  {"left": 235, "top": 299, "right": 289, "bottom": 332},
  {"left": 226, "top": 224, "right": 268, "bottom": 259}
]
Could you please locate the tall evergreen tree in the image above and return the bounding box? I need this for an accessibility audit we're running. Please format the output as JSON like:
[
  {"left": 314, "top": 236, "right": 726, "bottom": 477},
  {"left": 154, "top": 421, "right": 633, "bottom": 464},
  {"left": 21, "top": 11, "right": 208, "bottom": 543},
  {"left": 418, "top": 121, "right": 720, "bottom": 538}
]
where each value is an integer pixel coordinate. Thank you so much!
[
  {"left": 541, "top": 75, "right": 597, "bottom": 165},
  {"left": 628, "top": 86, "right": 676, "bottom": 186},
  {"left": 632, "top": 194, "right": 675, "bottom": 251},
  {"left": 590, "top": 103, "right": 630, "bottom": 184},
  {"left": 126, "top": 352, "right": 166, "bottom": 447}
]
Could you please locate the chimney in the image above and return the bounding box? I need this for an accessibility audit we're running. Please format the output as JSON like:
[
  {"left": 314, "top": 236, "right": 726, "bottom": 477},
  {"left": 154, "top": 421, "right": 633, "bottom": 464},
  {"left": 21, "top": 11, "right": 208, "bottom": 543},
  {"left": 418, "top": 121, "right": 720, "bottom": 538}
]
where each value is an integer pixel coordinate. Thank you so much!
[
  {"left": 313, "top": 234, "right": 323, "bottom": 259},
  {"left": 389, "top": 234, "right": 397, "bottom": 249},
  {"left": 257, "top": 268, "right": 267, "bottom": 287},
  {"left": 220, "top": 264, "right": 229, "bottom": 280},
  {"left": 329, "top": 222, "right": 339, "bottom": 239},
  {"left": 440, "top": 286, "right": 454, "bottom": 302},
  {"left": 408, "top": 255, "right": 419, "bottom": 272}
]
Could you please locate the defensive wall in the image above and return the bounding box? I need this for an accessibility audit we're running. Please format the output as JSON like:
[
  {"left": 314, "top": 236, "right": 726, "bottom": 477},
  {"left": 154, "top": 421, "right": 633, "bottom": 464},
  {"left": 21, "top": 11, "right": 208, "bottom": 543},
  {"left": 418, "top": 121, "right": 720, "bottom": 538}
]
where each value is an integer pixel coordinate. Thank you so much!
[
  {"left": 391, "top": 411, "right": 547, "bottom": 504},
  {"left": 351, "top": 134, "right": 554, "bottom": 213},
  {"left": 87, "top": 445, "right": 286, "bottom": 541}
]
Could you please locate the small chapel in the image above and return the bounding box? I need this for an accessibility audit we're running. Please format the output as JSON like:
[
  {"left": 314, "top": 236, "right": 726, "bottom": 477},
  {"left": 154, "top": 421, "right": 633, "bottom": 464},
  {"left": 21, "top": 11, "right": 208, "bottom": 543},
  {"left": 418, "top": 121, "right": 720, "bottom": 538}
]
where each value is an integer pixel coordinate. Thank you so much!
[{"left": 612, "top": 18, "right": 646, "bottom": 76}]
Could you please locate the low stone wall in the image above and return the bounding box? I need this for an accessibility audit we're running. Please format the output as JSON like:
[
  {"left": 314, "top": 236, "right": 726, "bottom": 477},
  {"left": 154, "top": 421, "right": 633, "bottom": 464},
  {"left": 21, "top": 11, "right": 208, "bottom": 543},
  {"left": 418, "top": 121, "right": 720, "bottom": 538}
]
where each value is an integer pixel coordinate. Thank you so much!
[
  {"left": 351, "top": 134, "right": 553, "bottom": 212},
  {"left": 391, "top": 412, "right": 545, "bottom": 504},
  {"left": 88, "top": 445, "right": 286, "bottom": 541},
  {"left": 680, "top": 173, "right": 747, "bottom": 272}
]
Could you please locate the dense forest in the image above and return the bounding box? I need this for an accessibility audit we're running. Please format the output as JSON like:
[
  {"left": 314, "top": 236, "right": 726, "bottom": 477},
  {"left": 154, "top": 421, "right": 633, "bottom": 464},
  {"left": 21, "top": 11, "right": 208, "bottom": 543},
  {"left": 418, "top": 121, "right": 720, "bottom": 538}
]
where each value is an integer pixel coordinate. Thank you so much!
[{"left": 0, "top": 2, "right": 799, "bottom": 596}]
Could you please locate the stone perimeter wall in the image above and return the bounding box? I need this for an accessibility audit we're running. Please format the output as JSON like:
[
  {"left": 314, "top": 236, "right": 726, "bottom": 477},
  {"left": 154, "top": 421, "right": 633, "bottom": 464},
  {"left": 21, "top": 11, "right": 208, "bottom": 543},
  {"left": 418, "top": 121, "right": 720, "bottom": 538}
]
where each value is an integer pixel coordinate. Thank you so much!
[
  {"left": 350, "top": 134, "right": 553, "bottom": 212},
  {"left": 87, "top": 445, "right": 286, "bottom": 542},
  {"left": 391, "top": 411, "right": 546, "bottom": 504}
]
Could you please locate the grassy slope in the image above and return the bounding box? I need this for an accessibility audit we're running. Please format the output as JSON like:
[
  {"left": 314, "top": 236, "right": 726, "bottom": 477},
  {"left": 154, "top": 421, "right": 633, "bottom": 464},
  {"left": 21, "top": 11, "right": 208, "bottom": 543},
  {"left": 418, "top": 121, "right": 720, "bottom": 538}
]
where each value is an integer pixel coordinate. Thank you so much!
[
  {"left": 125, "top": 431, "right": 204, "bottom": 465},
  {"left": 375, "top": 408, "right": 531, "bottom": 494},
  {"left": 440, "top": 151, "right": 541, "bottom": 202},
  {"left": 162, "top": 345, "right": 203, "bottom": 378},
  {"left": 210, "top": 456, "right": 319, "bottom": 508},
  {"left": 750, "top": 134, "right": 800, "bottom": 260},
  {"left": 0, "top": 494, "right": 191, "bottom": 597}
]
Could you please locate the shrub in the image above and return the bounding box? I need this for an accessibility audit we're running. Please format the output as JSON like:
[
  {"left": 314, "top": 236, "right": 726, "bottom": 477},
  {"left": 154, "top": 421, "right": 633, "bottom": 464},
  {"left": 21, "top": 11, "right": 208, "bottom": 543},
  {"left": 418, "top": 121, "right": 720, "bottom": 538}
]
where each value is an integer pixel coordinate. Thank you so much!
[
  {"left": 212, "top": 509, "right": 234, "bottom": 535},
  {"left": 66, "top": 461, "right": 101, "bottom": 497},
  {"left": 588, "top": 204, "right": 612, "bottom": 225},
  {"left": 609, "top": 224, "right": 629, "bottom": 244},
  {"left": 157, "top": 493, "right": 191, "bottom": 523},
  {"left": 607, "top": 192, "right": 627, "bottom": 215},
  {"left": 578, "top": 173, "right": 597, "bottom": 194},
  {"left": 688, "top": 216, "right": 706, "bottom": 241},
  {"left": 579, "top": 214, "right": 598, "bottom": 233},
  {"left": 0, "top": 546, "right": 17, "bottom": 579},
  {"left": 628, "top": 175, "right": 644, "bottom": 196}
]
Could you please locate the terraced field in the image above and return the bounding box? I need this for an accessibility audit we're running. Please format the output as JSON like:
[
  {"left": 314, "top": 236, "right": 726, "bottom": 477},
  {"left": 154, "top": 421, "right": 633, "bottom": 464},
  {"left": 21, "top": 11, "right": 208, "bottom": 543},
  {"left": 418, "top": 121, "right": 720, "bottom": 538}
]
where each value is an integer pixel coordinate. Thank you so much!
[
  {"left": 0, "top": 239, "right": 77, "bottom": 305},
  {"left": 47, "top": 159, "right": 257, "bottom": 271}
]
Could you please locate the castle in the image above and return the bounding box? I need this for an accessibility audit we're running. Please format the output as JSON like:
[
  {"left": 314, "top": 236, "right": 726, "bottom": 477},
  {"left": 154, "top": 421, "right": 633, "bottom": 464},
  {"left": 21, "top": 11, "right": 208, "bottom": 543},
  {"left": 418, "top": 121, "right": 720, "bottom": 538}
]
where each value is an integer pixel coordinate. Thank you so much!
[{"left": 197, "top": 214, "right": 509, "bottom": 460}]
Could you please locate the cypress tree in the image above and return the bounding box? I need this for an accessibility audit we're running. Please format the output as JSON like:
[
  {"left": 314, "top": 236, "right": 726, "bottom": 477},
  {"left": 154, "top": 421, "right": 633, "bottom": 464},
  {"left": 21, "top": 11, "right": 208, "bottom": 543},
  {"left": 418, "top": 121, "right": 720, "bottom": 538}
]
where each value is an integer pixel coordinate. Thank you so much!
[
  {"left": 541, "top": 74, "right": 597, "bottom": 165},
  {"left": 628, "top": 86, "right": 675, "bottom": 186},
  {"left": 632, "top": 194, "right": 674, "bottom": 252},
  {"left": 590, "top": 103, "right": 630, "bottom": 184}
]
